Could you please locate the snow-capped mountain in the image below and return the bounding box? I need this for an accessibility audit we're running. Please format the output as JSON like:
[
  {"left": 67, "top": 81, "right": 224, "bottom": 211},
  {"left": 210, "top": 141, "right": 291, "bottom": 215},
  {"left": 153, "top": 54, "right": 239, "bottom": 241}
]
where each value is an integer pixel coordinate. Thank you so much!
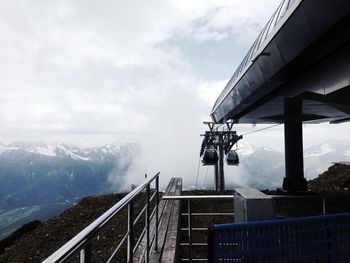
[
  {"left": 0, "top": 142, "right": 140, "bottom": 202},
  {"left": 0, "top": 143, "right": 6, "bottom": 154},
  {"left": 304, "top": 140, "right": 350, "bottom": 179},
  {"left": 236, "top": 143, "right": 256, "bottom": 156},
  {"left": 0, "top": 141, "right": 140, "bottom": 239},
  {"left": 235, "top": 144, "right": 284, "bottom": 189},
  {"left": 222, "top": 140, "right": 350, "bottom": 189},
  {"left": 304, "top": 140, "right": 350, "bottom": 158},
  {"left": 0, "top": 141, "right": 135, "bottom": 162}
]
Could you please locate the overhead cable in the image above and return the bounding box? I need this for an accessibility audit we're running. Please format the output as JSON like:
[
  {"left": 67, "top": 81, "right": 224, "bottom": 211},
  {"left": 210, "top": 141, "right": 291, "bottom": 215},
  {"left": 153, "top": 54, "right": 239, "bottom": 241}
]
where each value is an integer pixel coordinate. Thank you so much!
[{"left": 241, "top": 123, "right": 282, "bottom": 136}]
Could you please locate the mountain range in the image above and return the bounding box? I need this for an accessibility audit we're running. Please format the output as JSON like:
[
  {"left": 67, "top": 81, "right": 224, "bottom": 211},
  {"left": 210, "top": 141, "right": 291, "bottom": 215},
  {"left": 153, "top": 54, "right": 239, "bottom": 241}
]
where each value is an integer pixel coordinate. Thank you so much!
[
  {"left": 0, "top": 142, "right": 140, "bottom": 239},
  {"left": 1, "top": 139, "right": 350, "bottom": 239},
  {"left": 229, "top": 140, "right": 350, "bottom": 189}
]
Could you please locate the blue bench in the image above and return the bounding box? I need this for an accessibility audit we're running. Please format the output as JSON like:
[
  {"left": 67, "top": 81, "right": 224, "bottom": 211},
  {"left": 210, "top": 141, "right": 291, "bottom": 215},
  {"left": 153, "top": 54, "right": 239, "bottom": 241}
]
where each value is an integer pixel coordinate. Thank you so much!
[{"left": 208, "top": 212, "right": 350, "bottom": 263}]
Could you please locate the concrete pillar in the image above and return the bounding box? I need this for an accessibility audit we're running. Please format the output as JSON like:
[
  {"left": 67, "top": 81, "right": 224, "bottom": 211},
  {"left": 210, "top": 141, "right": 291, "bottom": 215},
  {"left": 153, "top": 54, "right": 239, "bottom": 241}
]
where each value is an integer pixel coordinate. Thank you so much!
[{"left": 282, "top": 98, "right": 307, "bottom": 192}]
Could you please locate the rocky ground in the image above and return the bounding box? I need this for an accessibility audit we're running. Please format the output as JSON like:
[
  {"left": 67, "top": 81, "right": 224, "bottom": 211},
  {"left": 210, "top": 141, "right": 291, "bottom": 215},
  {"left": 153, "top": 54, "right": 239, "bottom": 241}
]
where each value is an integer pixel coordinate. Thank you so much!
[
  {"left": 2, "top": 163, "right": 350, "bottom": 262},
  {"left": 309, "top": 163, "right": 350, "bottom": 192},
  {"left": 0, "top": 193, "right": 132, "bottom": 262}
]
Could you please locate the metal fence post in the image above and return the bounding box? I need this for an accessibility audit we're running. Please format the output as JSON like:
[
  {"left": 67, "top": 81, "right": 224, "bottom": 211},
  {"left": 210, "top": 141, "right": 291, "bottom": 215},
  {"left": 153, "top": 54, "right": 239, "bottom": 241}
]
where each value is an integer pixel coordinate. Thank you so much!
[
  {"left": 127, "top": 201, "right": 134, "bottom": 263},
  {"left": 145, "top": 184, "right": 151, "bottom": 263},
  {"left": 154, "top": 175, "right": 159, "bottom": 252},
  {"left": 323, "top": 198, "right": 326, "bottom": 215},
  {"left": 80, "top": 243, "right": 92, "bottom": 263},
  {"left": 188, "top": 199, "right": 192, "bottom": 262}
]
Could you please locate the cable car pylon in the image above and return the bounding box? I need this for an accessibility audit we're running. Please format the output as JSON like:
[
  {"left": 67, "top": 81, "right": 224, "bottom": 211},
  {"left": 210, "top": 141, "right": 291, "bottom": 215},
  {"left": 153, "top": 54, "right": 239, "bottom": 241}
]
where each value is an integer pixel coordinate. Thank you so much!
[{"left": 200, "top": 121, "right": 242, "bottom": 191}]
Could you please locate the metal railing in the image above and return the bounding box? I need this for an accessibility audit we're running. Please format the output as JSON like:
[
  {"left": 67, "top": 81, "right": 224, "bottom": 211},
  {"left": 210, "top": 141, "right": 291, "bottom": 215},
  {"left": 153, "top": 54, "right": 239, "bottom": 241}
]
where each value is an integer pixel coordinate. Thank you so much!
[
  {"left": 162, "top": 195, "right": 235, "bottom": 262},
  {"left": 43, "top": 172, "right": 160, "bottom": 263},
  {"left": 209, "top": 212, "right": 350, "bottom": 262},
  {"left": 270, "top": 194, "right": 327, "bottom": 216}
]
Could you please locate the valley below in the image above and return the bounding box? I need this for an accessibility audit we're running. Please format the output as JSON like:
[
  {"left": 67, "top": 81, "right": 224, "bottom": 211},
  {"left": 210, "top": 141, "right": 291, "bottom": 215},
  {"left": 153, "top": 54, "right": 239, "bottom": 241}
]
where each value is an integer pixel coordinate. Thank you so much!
[
  {"left": 1, "top": 139, "right": 350, "bottom": 241},
  {"left": 0, "top": 141, "right": 140, "bottom": 239}
]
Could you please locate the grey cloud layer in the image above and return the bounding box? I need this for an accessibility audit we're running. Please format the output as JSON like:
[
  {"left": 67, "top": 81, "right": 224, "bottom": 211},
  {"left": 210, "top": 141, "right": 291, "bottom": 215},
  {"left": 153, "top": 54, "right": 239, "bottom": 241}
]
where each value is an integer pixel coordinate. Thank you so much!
[
  {"left": 2, "top": 0, "right": 348, "bottom": 187},
  {"left": 0, "top": 0, "right": 278, "bottom": 143}
]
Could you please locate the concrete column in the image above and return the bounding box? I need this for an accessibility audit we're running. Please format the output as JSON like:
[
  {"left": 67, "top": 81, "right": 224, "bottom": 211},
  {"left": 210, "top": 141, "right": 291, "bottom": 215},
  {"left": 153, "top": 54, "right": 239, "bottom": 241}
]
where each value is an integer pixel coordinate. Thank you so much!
[{"left": 282, "top": 98, "right": 307, "bottom": 192}]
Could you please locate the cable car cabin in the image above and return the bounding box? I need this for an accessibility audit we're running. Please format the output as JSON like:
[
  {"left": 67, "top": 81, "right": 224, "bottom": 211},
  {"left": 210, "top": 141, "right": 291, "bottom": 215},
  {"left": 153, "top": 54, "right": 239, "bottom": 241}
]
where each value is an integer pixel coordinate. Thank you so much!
[
  {"left": 226, "top": 150, "right": 239, "bottom": 166},
  {"left": 202, "top": 149, "right": 219, "bottom": 165}
]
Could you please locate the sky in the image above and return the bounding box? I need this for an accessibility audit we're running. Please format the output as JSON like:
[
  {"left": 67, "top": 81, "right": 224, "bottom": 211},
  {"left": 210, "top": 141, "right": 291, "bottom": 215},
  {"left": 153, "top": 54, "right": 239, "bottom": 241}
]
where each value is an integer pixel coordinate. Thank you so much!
[{"left": 1, "top": 0, "right": 350, "bottom": 186}]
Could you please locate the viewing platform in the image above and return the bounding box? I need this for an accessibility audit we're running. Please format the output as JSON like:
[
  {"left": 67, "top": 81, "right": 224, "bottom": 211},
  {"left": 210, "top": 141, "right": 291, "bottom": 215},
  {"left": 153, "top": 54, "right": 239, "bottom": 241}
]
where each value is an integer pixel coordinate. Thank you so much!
[
  {"left": 42, "top": 175, "right": 236, "bottom": 262},
  {"left": 41, "top": 173, "right": 350, "bottom": 262}
]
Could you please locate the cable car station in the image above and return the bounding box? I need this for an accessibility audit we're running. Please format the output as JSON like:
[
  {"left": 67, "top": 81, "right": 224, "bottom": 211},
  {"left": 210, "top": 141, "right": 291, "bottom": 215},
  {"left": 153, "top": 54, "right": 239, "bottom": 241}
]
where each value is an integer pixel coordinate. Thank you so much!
[
  {"left": 210, "top": 0, "right": 350, "bottom": 193},
  {"left": 44, "top": 0, "right": 350, "bottom": 262}
]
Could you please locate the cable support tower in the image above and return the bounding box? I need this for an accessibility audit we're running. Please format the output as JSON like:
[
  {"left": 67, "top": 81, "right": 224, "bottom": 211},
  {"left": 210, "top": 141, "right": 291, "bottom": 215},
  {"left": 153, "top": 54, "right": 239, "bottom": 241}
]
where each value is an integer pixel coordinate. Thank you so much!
[{"left": 199, "top": 121, "right": 242, "bottom": 191}]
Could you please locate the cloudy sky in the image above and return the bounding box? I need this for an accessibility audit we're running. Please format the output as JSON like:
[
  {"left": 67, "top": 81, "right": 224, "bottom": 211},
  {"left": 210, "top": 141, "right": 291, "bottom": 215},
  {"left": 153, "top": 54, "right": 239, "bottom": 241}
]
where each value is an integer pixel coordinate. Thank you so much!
[{"left": 1, "top": 0, "right": 350, "bottom": 185}]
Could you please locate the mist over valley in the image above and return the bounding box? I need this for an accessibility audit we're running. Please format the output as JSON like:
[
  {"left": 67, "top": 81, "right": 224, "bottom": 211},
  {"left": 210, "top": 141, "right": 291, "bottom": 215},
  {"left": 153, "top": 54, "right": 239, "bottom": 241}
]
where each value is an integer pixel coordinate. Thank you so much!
[{"left": 1, "top": 139, "right": 350, "bottom": 239}]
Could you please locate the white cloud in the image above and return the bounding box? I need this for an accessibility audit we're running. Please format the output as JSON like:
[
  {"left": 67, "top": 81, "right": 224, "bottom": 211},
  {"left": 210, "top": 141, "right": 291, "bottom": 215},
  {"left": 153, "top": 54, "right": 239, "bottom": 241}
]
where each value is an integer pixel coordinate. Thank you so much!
[
  {"left": 1, "top": 0, "right": 348, "bottom": 189},
  {"left": 0, "top": 0, "right": 280, "bottom": 142},
  {"left": 196, "top": 79, "right": 228, "bottom": 106},
  {"left": 176, "top": 0, "right": 279, "bottom": 43}
]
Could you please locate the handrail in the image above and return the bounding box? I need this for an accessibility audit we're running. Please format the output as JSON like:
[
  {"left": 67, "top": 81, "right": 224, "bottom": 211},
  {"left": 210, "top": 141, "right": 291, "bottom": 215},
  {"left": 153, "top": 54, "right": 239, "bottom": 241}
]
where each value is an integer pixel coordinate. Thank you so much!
[
  {"left": 43, "top": 172, "right": 160, "bottom": 263},
  {"left": 171, "top": 195, "right": 235, "bottom": 262},
  {"left": 269, "top": 194, "right": 323, "bottom": 199},
  {"left": 163, "top": 195, "right": 234, "bottom": 200}
]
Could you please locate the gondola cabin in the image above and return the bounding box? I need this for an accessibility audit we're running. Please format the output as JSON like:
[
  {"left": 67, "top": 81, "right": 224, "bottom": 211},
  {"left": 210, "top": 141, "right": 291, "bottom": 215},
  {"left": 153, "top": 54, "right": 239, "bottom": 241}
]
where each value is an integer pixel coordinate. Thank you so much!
[
  {"left": 226, "top": 150, "right": 239, "bottom": 166},
  {"left": 202, "top": 149, "right": 219, "bottom": 165}
]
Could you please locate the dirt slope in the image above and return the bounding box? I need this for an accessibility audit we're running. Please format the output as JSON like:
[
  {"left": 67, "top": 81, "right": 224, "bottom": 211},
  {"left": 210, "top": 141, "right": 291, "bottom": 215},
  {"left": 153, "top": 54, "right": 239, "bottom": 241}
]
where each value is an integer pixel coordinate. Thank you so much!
[
  {"left": 0, "top": 193, "right": 129, "bottom": 262},
  {"left": 308, "top": 163, "right": 350, "bottom": 192}
]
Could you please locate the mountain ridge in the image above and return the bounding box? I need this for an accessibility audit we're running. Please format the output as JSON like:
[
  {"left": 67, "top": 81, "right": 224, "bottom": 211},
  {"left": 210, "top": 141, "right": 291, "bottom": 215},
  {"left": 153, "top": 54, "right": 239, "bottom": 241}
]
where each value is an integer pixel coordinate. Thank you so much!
[
  {"left": 221, "top": 140, "right": 350, "bottom": 189},
  {"left": 1, "top": 139, "right": 350, "bottom": 240},
  {"left": 0, "top": 141, "right": 140, "bottom": 239},
  {"left": 0, "top": 141, "right": 137, "bottom": 161}
]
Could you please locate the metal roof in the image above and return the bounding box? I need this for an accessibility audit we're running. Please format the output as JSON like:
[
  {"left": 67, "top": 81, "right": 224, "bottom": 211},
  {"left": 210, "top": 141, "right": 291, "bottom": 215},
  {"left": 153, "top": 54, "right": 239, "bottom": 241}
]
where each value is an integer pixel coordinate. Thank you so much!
[{"left": 211, "top": 0, "right": 350, "bottom": 124}]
